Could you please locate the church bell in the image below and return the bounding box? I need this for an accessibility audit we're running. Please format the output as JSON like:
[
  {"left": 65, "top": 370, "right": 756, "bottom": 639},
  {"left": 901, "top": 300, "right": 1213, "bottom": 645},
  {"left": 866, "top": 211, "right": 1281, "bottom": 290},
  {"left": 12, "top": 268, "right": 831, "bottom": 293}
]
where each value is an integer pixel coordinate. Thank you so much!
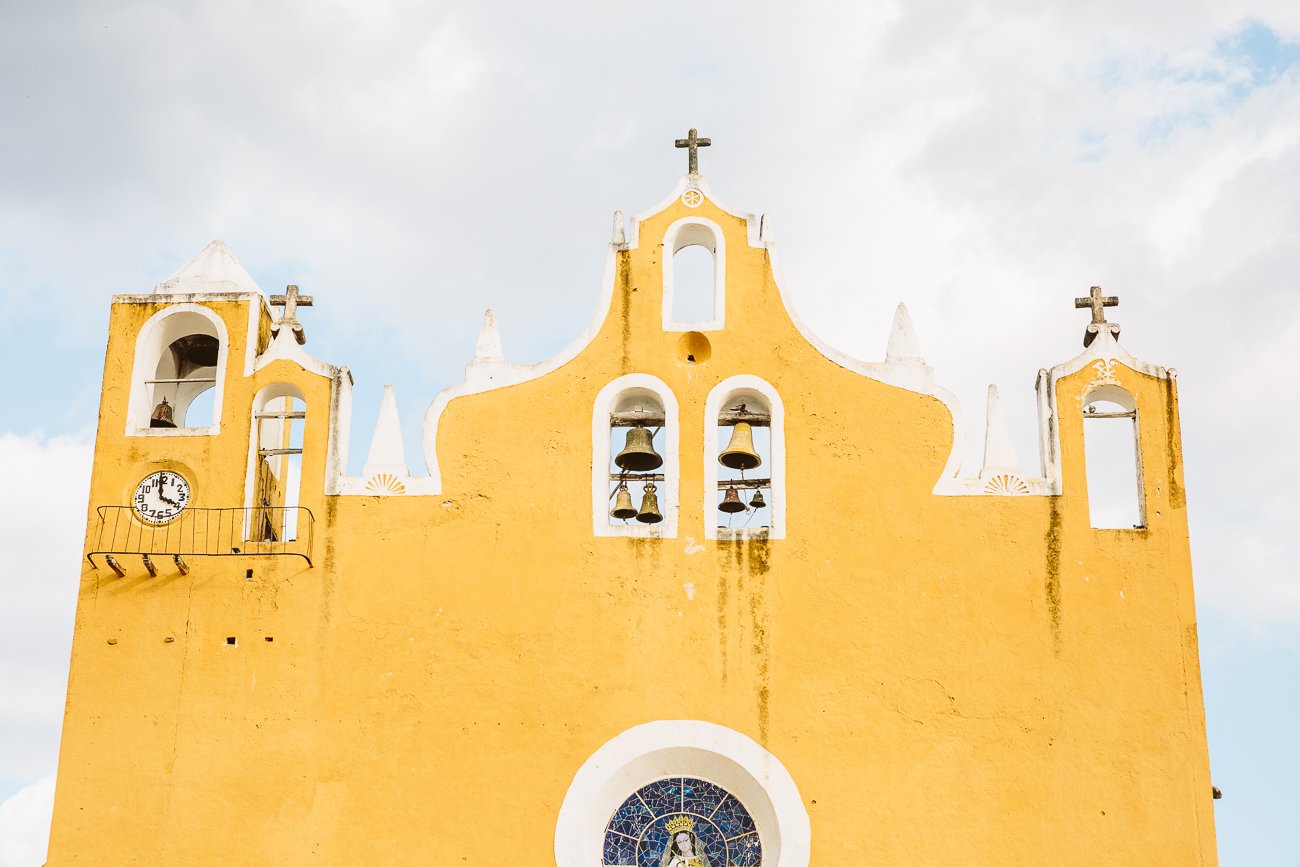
[
  {"left": 610, "top": 483, "right": 638, "bottom": 520},
  {"left": 749, "top": 489, "right": 766, "bottom": 509},
  {"left": 719, "top": 422, "right": 761, "bottom": 470},
  {"left": 718, "top": 487, "right": 746, "bottom": 513},
  {"left": 636, "top": 482, "right": 663, "bottom": 524},
  {"left": 150, "top": 396, "right": 177, "bottom": 428},
  {"left": 615, "top": 426, "right": 663, "bottom": 472}
]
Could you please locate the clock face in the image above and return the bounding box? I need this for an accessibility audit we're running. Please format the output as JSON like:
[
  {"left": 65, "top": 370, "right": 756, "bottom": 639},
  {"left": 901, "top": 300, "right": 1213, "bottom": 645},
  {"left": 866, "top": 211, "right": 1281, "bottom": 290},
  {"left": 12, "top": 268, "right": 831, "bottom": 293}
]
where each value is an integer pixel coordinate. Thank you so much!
[{"left": 133, "top": 471, "right": 191, "bottom": 524}]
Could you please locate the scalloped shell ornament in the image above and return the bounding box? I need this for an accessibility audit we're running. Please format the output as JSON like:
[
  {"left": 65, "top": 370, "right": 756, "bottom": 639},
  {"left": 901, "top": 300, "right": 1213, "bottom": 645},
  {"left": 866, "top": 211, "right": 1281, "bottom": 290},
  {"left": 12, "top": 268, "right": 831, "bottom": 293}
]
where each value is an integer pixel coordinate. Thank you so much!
[
  {"left": 365, "top": 473, "right": 406, "bottom": 495},
  {"left": 984, "top": 473, "right": 1030, "bottom": 496}
]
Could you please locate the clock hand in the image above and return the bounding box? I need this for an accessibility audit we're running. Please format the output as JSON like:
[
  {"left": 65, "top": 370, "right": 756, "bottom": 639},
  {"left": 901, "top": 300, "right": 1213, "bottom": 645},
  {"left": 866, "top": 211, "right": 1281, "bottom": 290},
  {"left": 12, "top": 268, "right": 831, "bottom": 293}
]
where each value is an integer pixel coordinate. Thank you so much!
[{"left": 157, "top": 477, "right": 178, "bottom": 507}]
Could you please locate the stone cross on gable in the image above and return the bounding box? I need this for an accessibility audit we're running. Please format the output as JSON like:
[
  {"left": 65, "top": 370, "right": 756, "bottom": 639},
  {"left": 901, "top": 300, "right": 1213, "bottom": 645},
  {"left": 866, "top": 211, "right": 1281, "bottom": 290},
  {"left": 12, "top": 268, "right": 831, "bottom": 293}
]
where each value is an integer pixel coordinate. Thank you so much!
[
  {"left": 1074, "top": 285, "right": 1120, "bottom": 348},
  {"left": 674, "top": 128, "right": 711, "bottom": 175},
  {"left": 270, "top": 284, "right": 314, "bottom": 345}
]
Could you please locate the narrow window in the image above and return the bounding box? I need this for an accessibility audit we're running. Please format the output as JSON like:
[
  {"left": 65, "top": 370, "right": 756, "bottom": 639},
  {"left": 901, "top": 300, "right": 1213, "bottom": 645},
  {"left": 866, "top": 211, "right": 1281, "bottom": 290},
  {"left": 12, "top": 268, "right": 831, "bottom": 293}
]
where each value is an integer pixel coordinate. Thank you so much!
[
  {"left": 670, "top": 244, "right": 716, "bottom": 324},
  {"left": 248, "top": 386, "right": 306, "bottom": 543},
  {"left": 663, "top": 219, "right": 725, "bottom": 330},
  {"left": 1083, "top": 388, "right": 1144, "bottom": 529}
]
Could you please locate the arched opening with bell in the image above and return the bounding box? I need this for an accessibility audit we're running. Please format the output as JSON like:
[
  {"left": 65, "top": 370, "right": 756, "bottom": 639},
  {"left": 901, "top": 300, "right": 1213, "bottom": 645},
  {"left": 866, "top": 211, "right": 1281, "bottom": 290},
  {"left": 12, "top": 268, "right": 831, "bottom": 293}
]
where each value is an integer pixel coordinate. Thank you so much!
[
  {"left": 704, "top": 376, "right": 785, "bottom": 540},
  {"left": 126, "top": 303, "right": 230, "bottom": 435},
  {"left": 592, "top": 375, "right": 680, "bottom": 538}
]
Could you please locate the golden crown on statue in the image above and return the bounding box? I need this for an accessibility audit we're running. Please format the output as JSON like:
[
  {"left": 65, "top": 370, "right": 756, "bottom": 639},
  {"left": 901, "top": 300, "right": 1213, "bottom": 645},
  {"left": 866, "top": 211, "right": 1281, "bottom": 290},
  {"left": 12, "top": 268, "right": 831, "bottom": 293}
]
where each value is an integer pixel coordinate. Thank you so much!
[{"left": 665, "top": 815, "right": 695, "bottom": 835}]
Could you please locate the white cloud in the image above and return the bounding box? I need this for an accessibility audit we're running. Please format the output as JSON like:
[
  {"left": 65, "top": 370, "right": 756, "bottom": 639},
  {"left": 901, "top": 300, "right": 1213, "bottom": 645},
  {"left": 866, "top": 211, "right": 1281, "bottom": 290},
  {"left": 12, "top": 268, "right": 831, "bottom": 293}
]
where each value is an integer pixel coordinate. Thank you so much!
[
  {"left": 0, "top": 434, "right": 92, "bottom": 791},
  {"left": 0, "top": 776, "right": 54, "bottom": 867}
]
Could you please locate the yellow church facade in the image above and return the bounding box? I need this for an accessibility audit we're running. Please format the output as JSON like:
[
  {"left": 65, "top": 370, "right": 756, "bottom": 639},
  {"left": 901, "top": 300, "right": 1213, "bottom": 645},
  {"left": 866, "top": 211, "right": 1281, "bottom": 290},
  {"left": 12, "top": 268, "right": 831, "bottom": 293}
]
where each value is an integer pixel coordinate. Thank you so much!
[{"left": 49, "top": 147, "right": 1218, "bottom": 864}]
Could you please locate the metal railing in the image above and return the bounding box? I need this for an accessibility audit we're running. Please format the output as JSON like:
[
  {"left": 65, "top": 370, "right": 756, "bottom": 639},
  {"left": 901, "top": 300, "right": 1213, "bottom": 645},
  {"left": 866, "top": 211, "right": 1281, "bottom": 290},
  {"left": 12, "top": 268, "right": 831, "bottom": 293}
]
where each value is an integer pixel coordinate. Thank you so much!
[{"left": 86, "top": 506, "right": 314, "bottom": 568}]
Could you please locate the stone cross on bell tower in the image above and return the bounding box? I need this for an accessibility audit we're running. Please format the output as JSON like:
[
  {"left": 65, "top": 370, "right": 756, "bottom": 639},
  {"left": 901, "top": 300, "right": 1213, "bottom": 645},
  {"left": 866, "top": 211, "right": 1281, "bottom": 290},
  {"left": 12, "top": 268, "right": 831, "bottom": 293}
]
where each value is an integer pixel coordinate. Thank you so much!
[
  {"left": 675, "top": 128, "right": 711, "bottom": 175},
  {"left": 271, "top": 284, "right": 314, "bottom": 345},
  {"left": 1074, "top": 285, "right": 1120, "bottom": 348}
]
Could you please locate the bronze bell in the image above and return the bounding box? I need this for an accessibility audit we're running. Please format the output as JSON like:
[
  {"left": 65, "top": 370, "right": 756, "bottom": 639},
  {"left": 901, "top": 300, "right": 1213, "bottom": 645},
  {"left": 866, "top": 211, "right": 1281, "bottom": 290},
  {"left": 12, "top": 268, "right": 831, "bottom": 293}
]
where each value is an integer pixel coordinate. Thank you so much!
[
  {"left": 610, "top": 483, "right": 638, "bottom": 520},
  {"left": 615, "top": 426, "right": 663, "bottom": 472},
  {"left": 719, "top": 422, "right": 761, "bottom": 470},
  {"left": 150, "top": 396, "right": 177, "bottom": 428},
  {"left": 719, "top": 487, "right": 746, "bottom": 513},
  {"left": 749, "top": 489, "right": 766, "bottom": 509},
  {"left": 636, "top": 482, "right": 663, "bottom": 524}
]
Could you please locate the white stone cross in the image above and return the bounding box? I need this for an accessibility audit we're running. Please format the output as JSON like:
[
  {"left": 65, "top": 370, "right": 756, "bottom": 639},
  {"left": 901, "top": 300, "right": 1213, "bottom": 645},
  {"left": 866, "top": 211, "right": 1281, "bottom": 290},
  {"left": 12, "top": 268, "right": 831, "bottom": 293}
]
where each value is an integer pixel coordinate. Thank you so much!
[{"left": 270, "top": 284, "right": 314, "bottom": 345}]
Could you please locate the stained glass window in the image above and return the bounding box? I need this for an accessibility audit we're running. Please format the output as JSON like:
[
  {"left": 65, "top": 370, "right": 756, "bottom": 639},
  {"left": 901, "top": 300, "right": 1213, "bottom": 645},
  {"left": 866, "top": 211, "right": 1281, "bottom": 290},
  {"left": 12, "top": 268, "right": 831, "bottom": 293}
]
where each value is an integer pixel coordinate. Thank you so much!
[{"left": 602, "top": 776, "right": 762, "bottom": 866}]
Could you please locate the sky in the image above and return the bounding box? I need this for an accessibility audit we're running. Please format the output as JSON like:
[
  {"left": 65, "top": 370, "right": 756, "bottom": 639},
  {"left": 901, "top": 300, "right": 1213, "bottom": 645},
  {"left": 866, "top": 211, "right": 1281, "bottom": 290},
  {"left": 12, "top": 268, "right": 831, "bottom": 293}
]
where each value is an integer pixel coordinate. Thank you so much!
[{"left": 1, "top": 0, "right": 1298, "bottom": 863}]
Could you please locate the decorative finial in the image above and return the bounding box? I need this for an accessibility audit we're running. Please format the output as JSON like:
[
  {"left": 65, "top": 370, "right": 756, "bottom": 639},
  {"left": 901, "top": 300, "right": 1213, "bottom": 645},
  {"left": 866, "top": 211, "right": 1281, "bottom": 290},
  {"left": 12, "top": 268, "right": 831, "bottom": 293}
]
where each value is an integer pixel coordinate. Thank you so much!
[
  {"left": 674, "top": 127, "right": 711, "bottom": 175},
  {"left": 611, "top": 210, "right": 626, "bottom": 246},
  {"left": 885, "top": 302, "right": 925, "bottom": 364},
  {"left": 1074, "top": 286, "right": 1119, "bottom": 348},
  {"left": 979, "top": 385, "right": 1023, "bottom": 476},
  {"left": 473, "top": 309, "right": 505, "bottom": 363},
  {"left": 270, "top": 284, "right": 314, "bottom": 345},
  {"left": 363, "top": 384, "right": 409, "bottom": 481}
]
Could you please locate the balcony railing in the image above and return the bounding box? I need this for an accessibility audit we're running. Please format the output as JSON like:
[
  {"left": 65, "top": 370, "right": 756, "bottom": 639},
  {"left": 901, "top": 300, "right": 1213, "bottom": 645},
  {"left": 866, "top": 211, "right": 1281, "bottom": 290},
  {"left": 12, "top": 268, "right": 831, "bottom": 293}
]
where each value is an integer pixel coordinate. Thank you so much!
[{"left": 86, "top": 506, "right": 314, "bottom": 569}]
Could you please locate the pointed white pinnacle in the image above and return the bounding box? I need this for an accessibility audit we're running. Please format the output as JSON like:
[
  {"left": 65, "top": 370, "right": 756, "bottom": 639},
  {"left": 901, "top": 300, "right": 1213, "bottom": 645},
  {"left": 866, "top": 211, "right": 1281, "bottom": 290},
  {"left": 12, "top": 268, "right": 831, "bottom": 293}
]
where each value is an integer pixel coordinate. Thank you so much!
[
  {"left": 154, "top": 239, "right": 261, "bottom": 294},
  {"left": 885, "top": 302, "right": 924, "bottom": 364},
  {"left": 979, "top": 384, "right": 1023, "bottom": 476},
  {"left": 612, "top": 211, "right": 627, "bottom": 246},
  {"left": 363, "top": 384, "right": 409, "bottom": 478},
  {"left": 473, "top": 309, "right": 505, "bottom": 363}
]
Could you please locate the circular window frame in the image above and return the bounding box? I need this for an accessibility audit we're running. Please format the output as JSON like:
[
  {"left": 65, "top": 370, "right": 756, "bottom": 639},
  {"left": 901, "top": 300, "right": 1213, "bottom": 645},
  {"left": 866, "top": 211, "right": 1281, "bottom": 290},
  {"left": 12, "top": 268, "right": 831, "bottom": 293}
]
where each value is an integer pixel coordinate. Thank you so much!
[{"left": 556, "top": 720, "right": 809, "bottom": 867}]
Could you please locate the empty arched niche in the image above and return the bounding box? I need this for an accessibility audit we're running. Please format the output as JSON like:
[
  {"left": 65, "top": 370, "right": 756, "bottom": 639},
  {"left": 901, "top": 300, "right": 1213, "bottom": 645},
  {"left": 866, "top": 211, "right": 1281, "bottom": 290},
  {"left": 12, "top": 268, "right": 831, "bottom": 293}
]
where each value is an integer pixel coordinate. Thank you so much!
[
  {"left": 705, "top": 376, "right": 785, "bottom": 540},
  {"left": 663, "top": 217, "right": 726, "bottom": 331},
  {"left": 593, "top": 374, "right": 679, "bottom": 538},
  {"left": 244, "top": 384, "right": 307, "bottom": 544},
  {"left": 1082, "top": 384, "right": 1145, "bottom": 529},
  {"left": 127, "top": 304, "right": 229, "bottom": 434}
]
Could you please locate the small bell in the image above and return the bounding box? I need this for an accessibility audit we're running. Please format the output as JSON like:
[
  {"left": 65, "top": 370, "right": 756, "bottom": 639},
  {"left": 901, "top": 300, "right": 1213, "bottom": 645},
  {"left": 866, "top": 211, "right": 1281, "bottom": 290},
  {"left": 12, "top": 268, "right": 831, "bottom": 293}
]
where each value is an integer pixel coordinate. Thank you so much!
[
  {"left": 718, "top": 487, "right": 746, "bottom": 514},
  {"left": 615, "top": 426, "right": 663, "bottom": 472},
  {"left": 610, "top": 483, "right": 638, "bottom": 520},
  {"left": 749, "top": 489, "right": 766, "bottom": 509},
  {"left": 636, "top": 482, "right": 663, "bottom": 524},
  {"left": 150, "top": 397, "right": 177, "bottom": 428},
  {"left": 719, "top": 422, "right": 761, "bottom": 470}
]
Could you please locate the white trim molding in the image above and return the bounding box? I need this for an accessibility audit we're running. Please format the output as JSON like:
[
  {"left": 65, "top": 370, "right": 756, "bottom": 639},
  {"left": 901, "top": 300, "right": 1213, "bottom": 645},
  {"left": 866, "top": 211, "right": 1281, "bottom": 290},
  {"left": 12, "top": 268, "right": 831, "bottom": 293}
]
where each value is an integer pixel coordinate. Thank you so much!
[
  {"left": 662, "top": 216, "right": 726, "bottom": 332},
  {"left": 592, "top": 374, "right": 680, "bottom": 539},
  {"left": 555, "top": 720, "right": 810, "bottom": 867},
  {"left": 703, "top": 376, "right": 786, "bottom": 540}
]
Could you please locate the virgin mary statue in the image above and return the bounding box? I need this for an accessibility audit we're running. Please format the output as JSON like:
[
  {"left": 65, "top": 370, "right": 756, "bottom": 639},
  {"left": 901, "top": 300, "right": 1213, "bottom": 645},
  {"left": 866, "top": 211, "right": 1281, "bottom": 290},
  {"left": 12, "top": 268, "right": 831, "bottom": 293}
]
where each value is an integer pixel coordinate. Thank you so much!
[{"left": 659, "top": 815, "right": 712, "bottom": 867}]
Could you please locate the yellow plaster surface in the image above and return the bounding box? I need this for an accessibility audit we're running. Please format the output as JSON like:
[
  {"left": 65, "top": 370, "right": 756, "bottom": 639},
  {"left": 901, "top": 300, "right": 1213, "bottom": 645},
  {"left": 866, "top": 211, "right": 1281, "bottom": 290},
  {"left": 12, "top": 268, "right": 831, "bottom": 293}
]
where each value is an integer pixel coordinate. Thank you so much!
[{"left": 49, "top": 189, "right": 1216, "bottom": 864}]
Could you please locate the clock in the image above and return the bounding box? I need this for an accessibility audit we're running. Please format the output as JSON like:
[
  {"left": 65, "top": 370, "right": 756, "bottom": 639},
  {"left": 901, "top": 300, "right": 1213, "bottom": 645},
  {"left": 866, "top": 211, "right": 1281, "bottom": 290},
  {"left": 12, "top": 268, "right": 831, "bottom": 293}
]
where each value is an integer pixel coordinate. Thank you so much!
[{"left": 133, "top": 471, "right": 191, "bottom": 524}]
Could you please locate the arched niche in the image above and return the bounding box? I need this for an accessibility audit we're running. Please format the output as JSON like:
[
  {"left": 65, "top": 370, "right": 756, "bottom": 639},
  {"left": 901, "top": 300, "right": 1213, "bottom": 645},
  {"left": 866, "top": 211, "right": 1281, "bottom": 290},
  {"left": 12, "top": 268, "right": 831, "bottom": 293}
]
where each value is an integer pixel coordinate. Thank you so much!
[
  {"left": 592, "top": 374, "right": 679, "bottom": 538},
  {"left": 243, "top": 383, "right": 307, "bottom": 542},
  {"left": 704, "top": 376, "right": 786, "bottom": 540},
  {"left": 1081, "top": 384, "right": 1145, "bottom": 529},
  {"left": 662, "top": 217, "right": 726, "bottom": 332},
  {"left": 557, "top": 720, "right": 810, "bottom": 867},
  {"left": 126, "top": 304, "right": 229, "bottom": 435}
]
